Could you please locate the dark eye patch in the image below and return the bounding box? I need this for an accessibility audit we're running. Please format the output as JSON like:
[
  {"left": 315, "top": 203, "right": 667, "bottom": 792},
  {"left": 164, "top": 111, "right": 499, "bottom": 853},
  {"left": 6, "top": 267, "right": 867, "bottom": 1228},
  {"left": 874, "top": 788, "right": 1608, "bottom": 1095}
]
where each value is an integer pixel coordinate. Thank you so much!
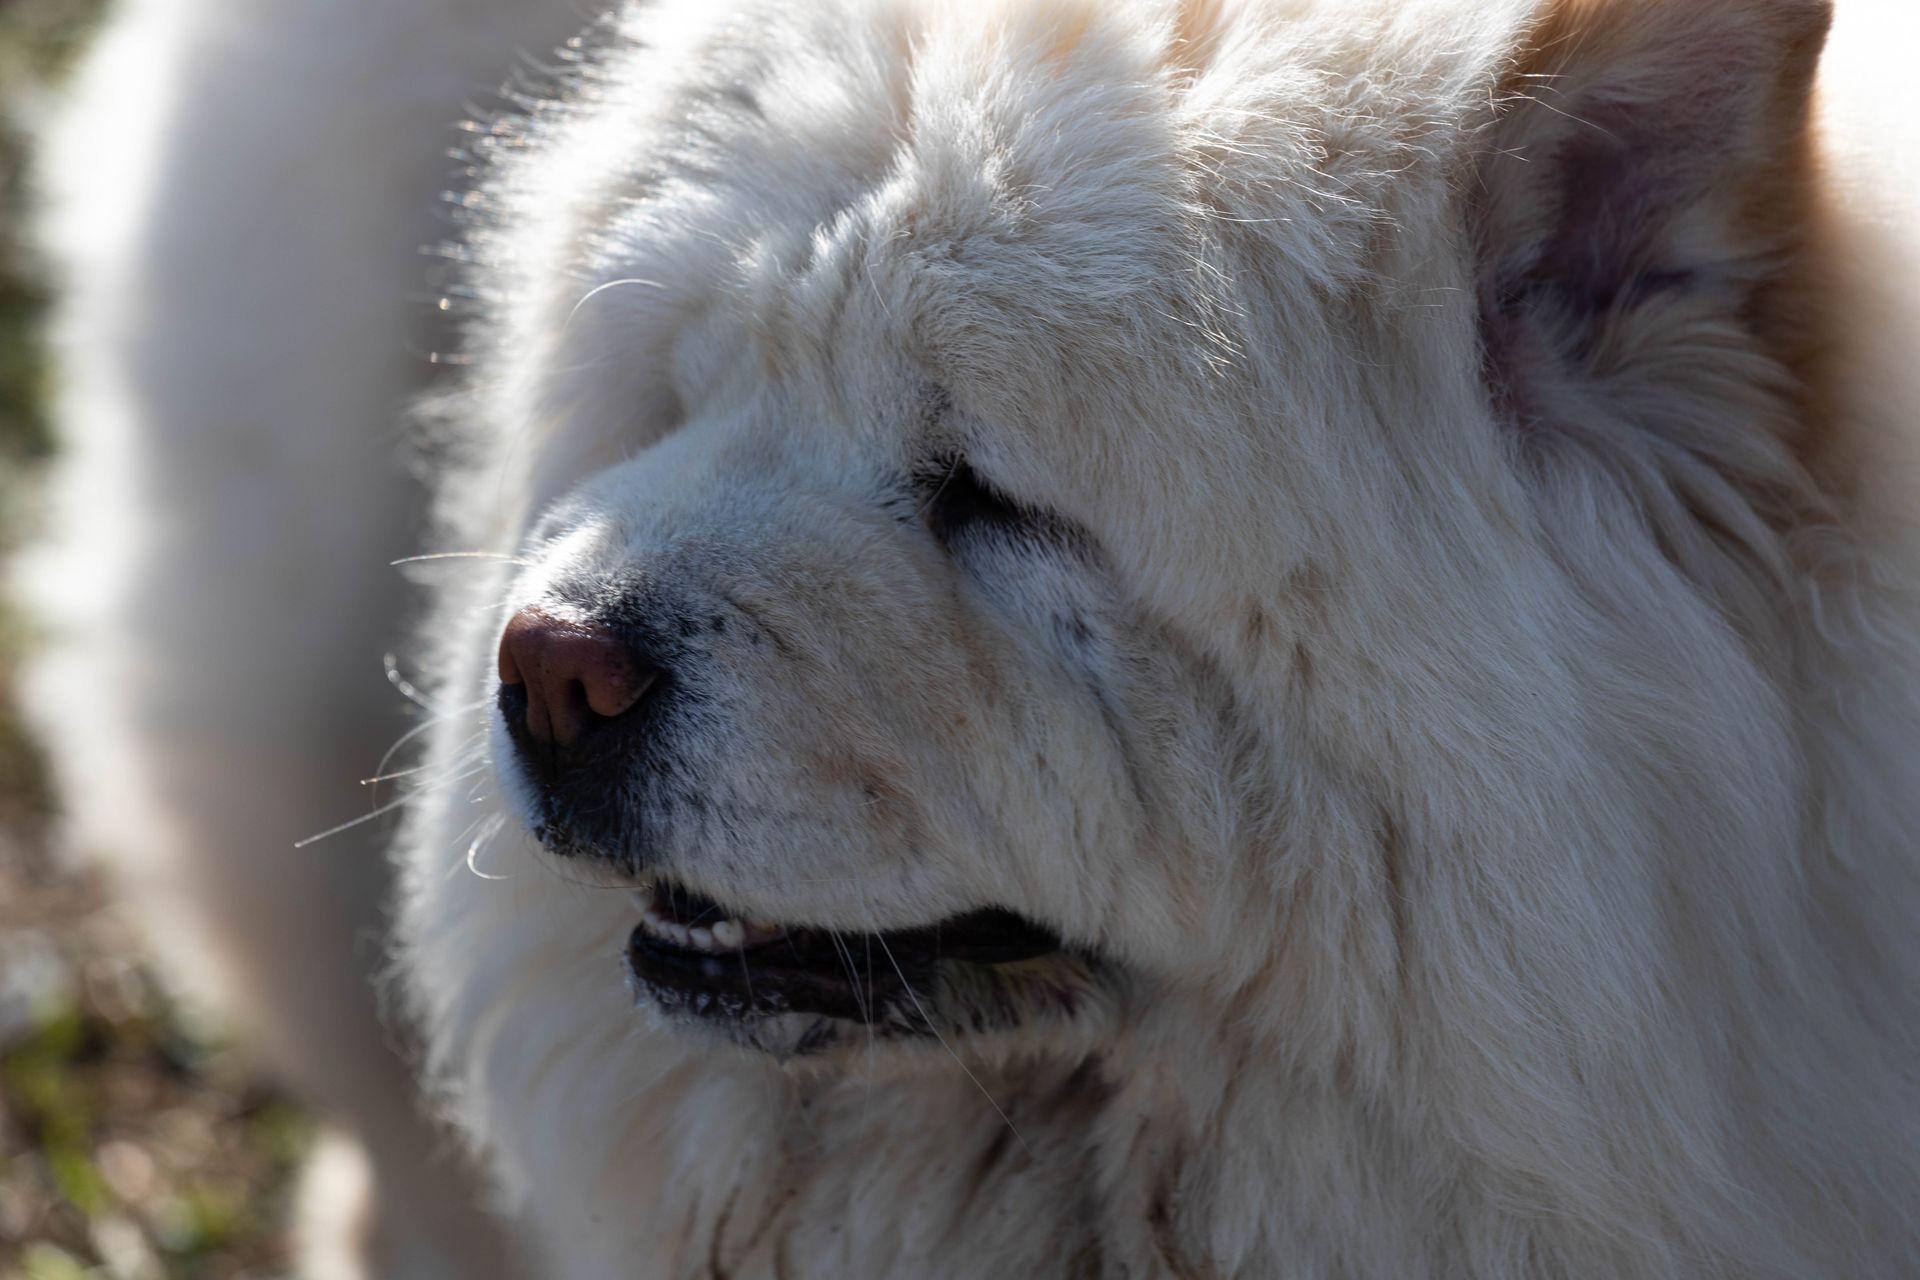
[
  {"left": 912, "top": 455, "right": 1032, "bottom": 546},
  {"left": 906, "top": 453, "right": 1095, "bottom": 564}
]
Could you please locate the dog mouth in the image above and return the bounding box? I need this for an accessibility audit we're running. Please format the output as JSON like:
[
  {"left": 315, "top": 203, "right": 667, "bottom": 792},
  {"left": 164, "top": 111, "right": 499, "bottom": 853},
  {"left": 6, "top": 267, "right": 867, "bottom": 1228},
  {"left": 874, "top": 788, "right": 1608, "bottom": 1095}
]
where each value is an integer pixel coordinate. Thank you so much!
[{"left": 625, "top": 880, "right": 1067, "bottom": 1034}]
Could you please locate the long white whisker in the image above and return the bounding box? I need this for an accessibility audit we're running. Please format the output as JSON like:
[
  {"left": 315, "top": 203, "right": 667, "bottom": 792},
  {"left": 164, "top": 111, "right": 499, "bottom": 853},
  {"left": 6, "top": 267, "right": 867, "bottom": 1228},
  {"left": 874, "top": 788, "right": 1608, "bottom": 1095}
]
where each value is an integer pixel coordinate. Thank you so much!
[
  {"left": 373, "top": 699, "right": 491, "bottom": 781},
  {"left": 825, "top": 929, "right": 871, "bottom": 1028},
  {"left": 873, "top": 934, "right": 1032, "bottom": 1158},
  {"left": 736, "top": 940, "right": 757, "bottom": 1011},
  {"left": 295, "top": 765, "right": 484, "bottom": 849},
  {"left": 566, "top": 276, "right": 667, "bottom": 326},
  {"left": 464, "top": 814, "right": 517, "bottom": 881},
  {"left": 391, "top": 551, "right": 530, "bottom": 566},
  {"left": 437, "top": 811, "right": 497, "bottom": 878},
  {"left": 855, "top": 892, "right": 879, "bottom": 1126},
  {"left": 912, "top": 457, "right": 962, "bottom": 522},
  {"left": 385, "top": 652, "right": 435, "bottom": 711},
  {"left": 370, "top": 729, "right": 484, "bottom": 807},
  {"left": 362, "top": 763, "right": 436, "bottom": 785}
]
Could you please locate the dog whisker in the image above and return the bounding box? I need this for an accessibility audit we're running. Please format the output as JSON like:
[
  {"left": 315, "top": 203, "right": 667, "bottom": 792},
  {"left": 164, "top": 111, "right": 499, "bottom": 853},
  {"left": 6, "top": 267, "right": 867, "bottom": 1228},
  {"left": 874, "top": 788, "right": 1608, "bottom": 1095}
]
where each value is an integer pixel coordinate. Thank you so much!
[
  {"left": 295, "top": 765, "right": 486, "bottom": 849},
  {"left": 872, "top": 933, "right": 1032, "bottom": 1160},
  {"left": 372, "top": 699, "right": 491, "bottom": 783},
  {"left": 461, "top": 814, "right": 516, "bottom": 882},
  {"left": 384, "top": 652, "right": 436, "bottom": 712},
  {"left": 362, "top": 763, "right": 437, "bottom": 785},
  {"left": 390, "top": 550, "right": 531, "bottom": 567}
]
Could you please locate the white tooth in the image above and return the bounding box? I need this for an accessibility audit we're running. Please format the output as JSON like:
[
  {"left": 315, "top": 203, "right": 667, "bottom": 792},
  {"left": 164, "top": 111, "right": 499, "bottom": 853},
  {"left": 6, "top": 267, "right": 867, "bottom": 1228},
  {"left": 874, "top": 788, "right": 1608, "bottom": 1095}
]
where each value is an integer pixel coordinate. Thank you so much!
[
  {"left": 630, "top": 890, "right": 651, "bottom": 911},
  {"left": 667, "top": 923, "right": 691, "bottom": 946},
  {"left": 712, "top": 920, "right": 744, "bottom": 949},
  {"left": 690, "top": 926, "right": 715, "bottom": 951}
]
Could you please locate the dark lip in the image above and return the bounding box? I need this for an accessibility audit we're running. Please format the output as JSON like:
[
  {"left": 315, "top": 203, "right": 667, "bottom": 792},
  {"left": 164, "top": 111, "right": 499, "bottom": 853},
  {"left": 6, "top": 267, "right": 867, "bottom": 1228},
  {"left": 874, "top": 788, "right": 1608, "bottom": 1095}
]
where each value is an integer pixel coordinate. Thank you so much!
[
  {"left": 497, "top": 677, "right": 681, "bottom": 847},
  {"left": 626, "top": 892, "right": 1064, "bottom": 1026}
]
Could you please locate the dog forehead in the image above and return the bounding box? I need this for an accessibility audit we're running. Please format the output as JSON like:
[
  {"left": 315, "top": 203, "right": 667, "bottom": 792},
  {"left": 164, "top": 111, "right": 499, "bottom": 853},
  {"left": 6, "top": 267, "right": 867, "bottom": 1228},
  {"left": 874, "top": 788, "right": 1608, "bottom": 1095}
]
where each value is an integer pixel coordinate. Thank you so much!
[
  {"left": 503, "top": 0, "right": 1533, "bottom": 481},
  {"left": 794, "top": 5, "right": 1513, "bottom": 337}
]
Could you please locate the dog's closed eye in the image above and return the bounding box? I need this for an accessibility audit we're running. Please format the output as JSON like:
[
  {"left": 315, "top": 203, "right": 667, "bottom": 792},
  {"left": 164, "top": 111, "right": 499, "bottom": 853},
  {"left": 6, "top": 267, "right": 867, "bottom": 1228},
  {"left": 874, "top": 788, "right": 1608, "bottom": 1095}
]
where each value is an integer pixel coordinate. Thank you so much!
[
  {"left": 910, "top": 454, "right": 1097, "bottom": 564},
  {"left": 913, "top": 454, "right": 1030, "bottom": 548}
]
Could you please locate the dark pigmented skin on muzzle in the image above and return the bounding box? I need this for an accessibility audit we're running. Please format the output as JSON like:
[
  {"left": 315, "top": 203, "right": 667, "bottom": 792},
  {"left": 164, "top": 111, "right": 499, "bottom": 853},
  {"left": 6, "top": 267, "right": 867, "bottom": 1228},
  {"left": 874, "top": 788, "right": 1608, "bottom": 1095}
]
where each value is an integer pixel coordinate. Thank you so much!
[{"left": 626, "top": 884, "right": 1066, "bottom": 1030}]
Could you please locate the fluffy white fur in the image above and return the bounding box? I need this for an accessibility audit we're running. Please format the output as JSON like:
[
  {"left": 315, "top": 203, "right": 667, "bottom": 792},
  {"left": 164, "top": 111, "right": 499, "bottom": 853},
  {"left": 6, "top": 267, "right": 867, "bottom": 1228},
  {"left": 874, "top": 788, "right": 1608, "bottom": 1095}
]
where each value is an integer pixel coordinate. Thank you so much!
[
  {"left": 388, "top": 0, "right": 1920, "bottom": 1275},
  {"left": 27, "top": 0, "right": 1920, "bottom": 1275}
]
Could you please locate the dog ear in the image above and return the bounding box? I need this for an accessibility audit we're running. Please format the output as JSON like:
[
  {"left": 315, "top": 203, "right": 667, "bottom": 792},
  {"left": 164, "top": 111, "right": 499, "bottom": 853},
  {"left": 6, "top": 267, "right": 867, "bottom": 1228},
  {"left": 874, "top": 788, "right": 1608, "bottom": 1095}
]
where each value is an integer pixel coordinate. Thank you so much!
[{"left": 1478, "top": 0, "right": 1834, "bottom": 471}]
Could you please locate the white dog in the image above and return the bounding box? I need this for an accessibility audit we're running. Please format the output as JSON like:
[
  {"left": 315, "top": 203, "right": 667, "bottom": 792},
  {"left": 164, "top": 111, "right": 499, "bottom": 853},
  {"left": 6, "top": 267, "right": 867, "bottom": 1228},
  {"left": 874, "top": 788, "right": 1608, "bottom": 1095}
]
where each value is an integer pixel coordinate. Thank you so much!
[
  {"left": 25, "top": 0, "right": 580, "bottom": 1274},
  {"left": 32, "top": 0, "right": 1920, "bottom": 1276}
]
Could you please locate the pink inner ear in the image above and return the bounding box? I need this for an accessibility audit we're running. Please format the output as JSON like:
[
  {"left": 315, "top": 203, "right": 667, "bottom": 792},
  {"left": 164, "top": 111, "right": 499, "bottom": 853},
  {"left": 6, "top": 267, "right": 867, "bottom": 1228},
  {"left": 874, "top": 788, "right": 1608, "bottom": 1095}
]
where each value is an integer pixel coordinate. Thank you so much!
[
  {"left": 1493, "top": 66, "right": 1758, "bottom": 319},
  {"left": 1475, "top": 2, "right": 1833, "bottom": 593},
  {"left": 1477, "top": 9, "right": 1823, "bottom": 393},
  {"left": 1492, "top": 1, "right": 1833, "bottom": 297},
  {"left": 1527, "top": 133, "right": 1693, "bottom": 319},
  {"left": 1478, "top": 114, "right": 1711, "bottom": 404}
]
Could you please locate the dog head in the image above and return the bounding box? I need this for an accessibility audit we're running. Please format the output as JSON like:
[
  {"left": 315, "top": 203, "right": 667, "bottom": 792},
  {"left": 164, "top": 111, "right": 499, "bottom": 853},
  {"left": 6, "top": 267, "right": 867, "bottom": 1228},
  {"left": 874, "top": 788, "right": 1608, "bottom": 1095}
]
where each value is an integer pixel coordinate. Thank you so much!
[{"left": 432, "top": 0, "right": 1837, "bottom": 1073}]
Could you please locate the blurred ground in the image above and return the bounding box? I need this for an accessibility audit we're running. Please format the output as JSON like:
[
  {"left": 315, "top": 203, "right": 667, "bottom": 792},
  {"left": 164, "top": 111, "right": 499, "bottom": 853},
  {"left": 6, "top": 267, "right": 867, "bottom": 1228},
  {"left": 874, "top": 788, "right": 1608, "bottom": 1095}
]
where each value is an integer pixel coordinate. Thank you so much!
[{"left": 1, "top": 2, "right": 312, "bottom": 1276}]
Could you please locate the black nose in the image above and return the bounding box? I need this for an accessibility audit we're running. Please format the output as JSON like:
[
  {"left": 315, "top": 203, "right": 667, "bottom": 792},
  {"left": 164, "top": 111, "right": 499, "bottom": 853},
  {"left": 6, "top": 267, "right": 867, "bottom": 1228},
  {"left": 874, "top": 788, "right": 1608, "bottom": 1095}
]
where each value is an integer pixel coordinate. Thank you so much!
[{"left": 497, "top": 609, "right": 664, "bottom": 751}]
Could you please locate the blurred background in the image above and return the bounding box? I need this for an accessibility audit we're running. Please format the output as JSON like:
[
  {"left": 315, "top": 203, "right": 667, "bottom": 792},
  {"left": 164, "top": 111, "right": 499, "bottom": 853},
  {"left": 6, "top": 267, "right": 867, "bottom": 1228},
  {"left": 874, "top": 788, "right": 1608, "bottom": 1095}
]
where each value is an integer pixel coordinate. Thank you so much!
[{"left": 0, "top": 2, "right": 313, "bottom": 1276}]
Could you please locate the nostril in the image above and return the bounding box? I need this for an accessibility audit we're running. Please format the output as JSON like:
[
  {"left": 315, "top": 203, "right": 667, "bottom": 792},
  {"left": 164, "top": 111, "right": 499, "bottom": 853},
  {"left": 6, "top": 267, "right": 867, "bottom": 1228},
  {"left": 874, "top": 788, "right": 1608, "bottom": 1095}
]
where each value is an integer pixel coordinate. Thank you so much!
[
  {"left": 579, "top": 664, "right": 659, "bottom": 720},
  {"left": 496, "top": 608, "right": 663, "bottom": 748},
  {"left": 496, "top": 680, "right": 535, "bottom": 749}
]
